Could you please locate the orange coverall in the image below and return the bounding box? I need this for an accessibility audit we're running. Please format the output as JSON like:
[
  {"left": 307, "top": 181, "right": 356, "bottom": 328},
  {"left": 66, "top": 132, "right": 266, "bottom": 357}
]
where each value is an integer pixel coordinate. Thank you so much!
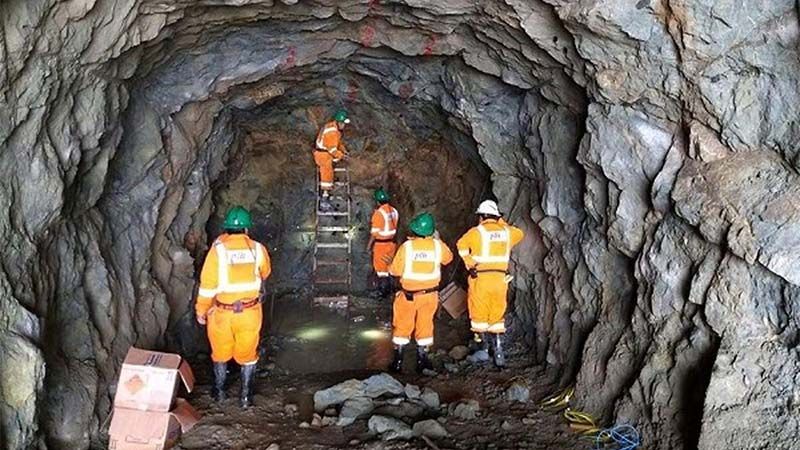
[
  {"left": 371, "top": 203, "right": 399, "bottom": 277},
  {"left": 314, "top": 121, "right": 347, "bottom": 192},
  {"left": 196, "top": 233, "right": 272, "bottom": 365},
  {"left": 456, "top": 218, "right": 523, "bottom": 334},
  {"left": 389, "top": 237, "right": 453, "bottom": 347}
]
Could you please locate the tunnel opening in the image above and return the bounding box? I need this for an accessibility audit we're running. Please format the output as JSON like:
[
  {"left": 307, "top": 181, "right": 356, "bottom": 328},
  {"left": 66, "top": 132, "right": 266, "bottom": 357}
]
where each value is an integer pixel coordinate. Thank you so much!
[
  {"left": 188, "top": 70, "right": 494, "bottom": 375},
  {"left": 205, "top": 72, "right": 491, "bottom": 299}
]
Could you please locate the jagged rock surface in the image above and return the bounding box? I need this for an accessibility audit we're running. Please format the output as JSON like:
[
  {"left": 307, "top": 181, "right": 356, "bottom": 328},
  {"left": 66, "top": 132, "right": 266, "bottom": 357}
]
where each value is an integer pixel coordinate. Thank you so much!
[{"left": 1, "top": 1, "right": 799, "bottom": 449}]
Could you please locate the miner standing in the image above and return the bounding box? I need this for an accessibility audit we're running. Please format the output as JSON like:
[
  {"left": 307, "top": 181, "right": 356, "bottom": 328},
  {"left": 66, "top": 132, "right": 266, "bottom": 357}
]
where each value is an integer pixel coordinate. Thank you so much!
[
  {"left": 195, "top": 206, "right": 271, "bottom": 407},
  {"left": 367, "top": 187, "right": 399, "bottom": 299},
  {"left": 456, "top": 200, "right": 524, "bottom": 367},
  {"left": 389, "top": 213, "right": 453, "bottom": 373},
  {"left": 314, "top": 109, "right": 350, "bottom": 211}
]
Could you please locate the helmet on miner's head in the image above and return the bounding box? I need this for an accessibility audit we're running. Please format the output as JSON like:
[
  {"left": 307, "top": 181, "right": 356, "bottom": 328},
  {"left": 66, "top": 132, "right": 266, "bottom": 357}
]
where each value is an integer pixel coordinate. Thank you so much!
[
  {"left": 374, "top": 187, "right": 390, "bottom": 203},
  {"left": 333, "top": 109, "right": 350, "bottom": 124},
  {"left": 475, "top": 200, "right": 501, "bottom": 218},
  {"left": 409, "top": 213, "right": 435, "bottom": 237},
  {"left": 223, "top": 206, "right": 252, "bottom": 232}
]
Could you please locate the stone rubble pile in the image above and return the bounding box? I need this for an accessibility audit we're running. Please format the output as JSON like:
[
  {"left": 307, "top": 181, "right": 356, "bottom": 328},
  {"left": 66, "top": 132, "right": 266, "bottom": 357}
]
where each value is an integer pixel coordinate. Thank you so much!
[{"left": 311, "top": 373, "right": 464, "bottom": 442}]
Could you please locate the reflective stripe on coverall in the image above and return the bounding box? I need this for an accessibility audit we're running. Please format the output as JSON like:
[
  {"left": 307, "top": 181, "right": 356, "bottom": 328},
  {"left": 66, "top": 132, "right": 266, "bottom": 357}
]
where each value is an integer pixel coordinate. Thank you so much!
[
  {"left": 196, "top": 233, "right": 272, "bottom": 364},
  {"left": 389, "top": 237, "right": 453, "bottom": 346},
  {"left": 456, "top": 219, "right": 523, "bottom": 334}
]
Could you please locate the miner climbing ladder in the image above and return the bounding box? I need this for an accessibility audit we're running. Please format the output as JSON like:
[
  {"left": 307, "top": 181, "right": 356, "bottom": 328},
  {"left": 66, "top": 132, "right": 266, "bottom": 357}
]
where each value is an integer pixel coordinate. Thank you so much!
[{"left": 313, "top": 164, "right": 352, "bottom": 308}]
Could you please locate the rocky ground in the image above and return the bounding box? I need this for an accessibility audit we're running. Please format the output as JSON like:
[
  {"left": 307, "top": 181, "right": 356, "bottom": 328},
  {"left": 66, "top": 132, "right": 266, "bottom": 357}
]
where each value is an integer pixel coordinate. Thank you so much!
[
  {"left": 169, "top": 296, "right": 582, "bottom": 450},
  {"left": 177, "top": 350, "right": 580, "bottom": 450}
]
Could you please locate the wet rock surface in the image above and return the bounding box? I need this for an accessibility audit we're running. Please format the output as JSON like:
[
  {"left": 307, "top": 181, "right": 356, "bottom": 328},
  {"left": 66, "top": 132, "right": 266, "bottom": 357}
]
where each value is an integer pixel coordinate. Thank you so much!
[{"left": 1, "top": 1, "right": 799, "bottom": 449}]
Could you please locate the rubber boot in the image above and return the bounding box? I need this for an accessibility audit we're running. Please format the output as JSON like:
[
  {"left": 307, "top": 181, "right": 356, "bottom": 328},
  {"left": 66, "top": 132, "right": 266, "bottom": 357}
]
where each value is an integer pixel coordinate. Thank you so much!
[
  {"left": 492, "top": 334, "right": 506, "bottom": 368},
  {"left": 416, "top": 346, "right": 433, "bottom": 374},
  {"left": 390, "top": 346, "right": 404, "bottom": 373},
  {"left": 369, "top": 276, "right": 383, "bottom": 299},
  {"left": 474, "top": 333, "right": 488, "bottom": 351},
  {"left": 467, "top": 333, "right": 490, "bottom": 363},
  {"left": 212, "top": 362, "right": 227, "bottom": 402},
  {"left": 240, "top": 364, "right": 256, "bottom": 408},
  {"left": 379, "top": 277, "right": 392, "bottom": 299},
  {"left": 320, "top": 192, "right": 333, "bottom": 212}
]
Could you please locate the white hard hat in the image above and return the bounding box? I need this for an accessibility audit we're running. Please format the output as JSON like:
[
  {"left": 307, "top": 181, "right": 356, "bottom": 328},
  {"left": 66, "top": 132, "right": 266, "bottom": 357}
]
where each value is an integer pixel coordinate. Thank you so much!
[{"left": 475, "top": 200, "right": 501, "bottom": 216}]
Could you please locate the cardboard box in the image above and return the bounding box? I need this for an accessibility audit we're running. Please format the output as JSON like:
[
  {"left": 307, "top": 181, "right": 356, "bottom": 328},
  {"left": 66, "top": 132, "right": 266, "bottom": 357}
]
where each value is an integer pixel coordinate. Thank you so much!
[
  {"left": 439, "top": 282, "right": 468, "bottom": 319},
  {"left": 108, "top": 399, "right": 200, "bottom": 450},
  {"left": 113, "top": 347, "right": 195, "bottom": 412}
]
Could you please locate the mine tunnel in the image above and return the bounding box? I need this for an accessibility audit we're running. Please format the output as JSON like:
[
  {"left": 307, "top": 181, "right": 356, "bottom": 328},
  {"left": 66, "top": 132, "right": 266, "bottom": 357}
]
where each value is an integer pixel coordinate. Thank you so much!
[{"left": 2, "top": 1, "right": 800, "bottom": 450}]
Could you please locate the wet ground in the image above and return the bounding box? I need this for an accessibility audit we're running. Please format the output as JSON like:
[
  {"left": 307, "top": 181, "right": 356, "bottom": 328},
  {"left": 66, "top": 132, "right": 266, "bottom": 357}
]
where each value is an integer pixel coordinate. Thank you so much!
[{"left": 175, "top": 296, "right": 582, "bottom": 450}]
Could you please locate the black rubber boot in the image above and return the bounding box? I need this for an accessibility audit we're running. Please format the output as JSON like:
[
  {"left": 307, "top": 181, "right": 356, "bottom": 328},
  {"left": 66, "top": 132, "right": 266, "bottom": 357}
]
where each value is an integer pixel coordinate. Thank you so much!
[
  {"left": 212, "top": 362, "right": 227, "bottom": 402},
  {"left": 473, "top": 332, "right": 488, "bottom": 351},
  {"left": 416, "top": 346, "right": 433, "bottom": 374},
  {"left": 390, "top": 346, "right": 404, "bottom": 373},
  {"left": 492, "top": 334, "right": 506, "bottom": 368},
  {"left": 379, "top": 277, "right": 392, "bottom": 299},
  {"left": 240, "top": 364, "right": 256, "bottom": 408}
]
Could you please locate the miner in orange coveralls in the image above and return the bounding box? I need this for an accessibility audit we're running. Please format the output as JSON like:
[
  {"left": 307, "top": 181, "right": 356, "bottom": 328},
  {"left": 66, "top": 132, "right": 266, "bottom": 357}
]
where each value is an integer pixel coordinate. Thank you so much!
[
  {"left": 195, "top": 206, "right": 271, "bottom": 407},
  {"left": 457, "top": 200, "right": 524, "bottom": 368},
  {"left": 314, "top": 109, "right": 349, "bottom": 211},
  {"left": 367, "top": 187, "right": 399, "bottom": 299},
  {"left": 389, "top": 213, "right": 453, "bottom": 374}
]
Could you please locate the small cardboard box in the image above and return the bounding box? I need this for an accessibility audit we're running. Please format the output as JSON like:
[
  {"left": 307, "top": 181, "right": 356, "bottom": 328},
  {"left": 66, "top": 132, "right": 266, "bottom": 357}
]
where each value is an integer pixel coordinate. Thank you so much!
[
  {"left": 113, "top": 347, "right": 195, "bottom": 412},
  {"left": 440, "top": 282, "right": 468, "bottom": 319},
  {"left": 108, "top": 399, "right": 200, "bottom": 450}
]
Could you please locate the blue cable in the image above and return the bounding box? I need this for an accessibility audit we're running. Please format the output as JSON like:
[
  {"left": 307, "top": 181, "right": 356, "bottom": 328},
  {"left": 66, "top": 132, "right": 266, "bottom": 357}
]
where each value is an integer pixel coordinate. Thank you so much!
[{"left": 592, "top": 425, "right": 641, "bottom": 450}]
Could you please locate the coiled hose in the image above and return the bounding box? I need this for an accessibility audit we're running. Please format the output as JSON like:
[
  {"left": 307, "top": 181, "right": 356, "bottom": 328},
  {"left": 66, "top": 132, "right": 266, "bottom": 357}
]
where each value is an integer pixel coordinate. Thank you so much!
[{"left": 593, "top": 424, "right": 641, "bottom": 450}]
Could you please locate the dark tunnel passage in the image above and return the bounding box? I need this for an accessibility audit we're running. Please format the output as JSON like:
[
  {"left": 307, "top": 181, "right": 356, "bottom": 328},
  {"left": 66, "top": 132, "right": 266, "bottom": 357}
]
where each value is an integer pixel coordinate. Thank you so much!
[{"left": 206, "top": 73, "right": 491, "bottom": 297}]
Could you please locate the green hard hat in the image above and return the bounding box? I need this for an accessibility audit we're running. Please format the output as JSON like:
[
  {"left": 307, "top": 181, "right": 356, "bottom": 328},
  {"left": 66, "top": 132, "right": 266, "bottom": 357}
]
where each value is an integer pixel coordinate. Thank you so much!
[
  {"left": 409, "top": 213, "right": 435, "bottom": 237},
  {"left": 374, "top": 188, "right": 390, "bottom": 203},
  {"left": 223, "top": 206, "right": 252, "bottom": 230},
  {"left": 333, "top": 109, "right": 350, "bottom": 123}
]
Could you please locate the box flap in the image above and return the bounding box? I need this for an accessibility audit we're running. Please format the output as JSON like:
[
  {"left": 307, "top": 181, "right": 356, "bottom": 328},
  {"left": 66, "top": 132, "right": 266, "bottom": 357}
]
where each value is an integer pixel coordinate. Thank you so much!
[
  {"left": 171, "top": 399, "right": 201, "bottom": 433},
  {"left": 123, "top": 347, "right": 182, "bottom": 370},
  {"left": 177, "top": 359, "right": 195, "bottom": 393}
]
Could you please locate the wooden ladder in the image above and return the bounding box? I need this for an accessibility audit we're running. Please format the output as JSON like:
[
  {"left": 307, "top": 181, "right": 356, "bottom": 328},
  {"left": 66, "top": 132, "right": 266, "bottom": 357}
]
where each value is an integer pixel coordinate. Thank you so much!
[{"left": 313, "top": 164, "right": 352, "bottom": 308}]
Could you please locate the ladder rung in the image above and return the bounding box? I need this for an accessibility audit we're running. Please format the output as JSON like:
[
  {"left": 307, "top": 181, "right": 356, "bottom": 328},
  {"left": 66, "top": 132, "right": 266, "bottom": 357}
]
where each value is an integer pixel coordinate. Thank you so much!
[
  {"left": 314, "top": 278, "right": 350, "bottom": 284},
  {"left": 316, "top": 259, "right": 350, "bottom": 266},
  {"left": 316, "top": 242, "right": 349, "bottom": 249},
  {"left": 318, "top": 211, "right": 348, "bottom": 216},
  {"left": 334, "top": 168, "right": 348, "bottom": 172},
  {"left": 313, "top": 296, "right": 349, "bottom": 307},
  {"left": 318, "top": 226, "right": 350, "bottom": 232},
  {"left": 334, "top": 182, "right": 348, "bottom": 186}
]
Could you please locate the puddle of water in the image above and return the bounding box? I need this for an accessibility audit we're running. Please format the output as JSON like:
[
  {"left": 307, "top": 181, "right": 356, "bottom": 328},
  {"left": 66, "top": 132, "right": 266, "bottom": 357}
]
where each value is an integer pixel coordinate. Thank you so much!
[{"left": 266, "top": 297, "right": 395, "bottom": 374}]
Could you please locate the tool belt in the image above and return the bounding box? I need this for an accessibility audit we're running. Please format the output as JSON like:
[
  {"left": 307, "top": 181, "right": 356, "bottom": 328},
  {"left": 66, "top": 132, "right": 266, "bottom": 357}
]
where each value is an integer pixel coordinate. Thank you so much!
[
  {"left": 401, "top": 287, "right": 438, "bottom": 301},
  {"left": 374, "top": 238, "right": 395, "bottom": 243},
  {"left": 214, "top": 298, "right": 259, "bottom": 313},
  {"left": 469, "top": 268, "right": 509, "bottom": 278}
]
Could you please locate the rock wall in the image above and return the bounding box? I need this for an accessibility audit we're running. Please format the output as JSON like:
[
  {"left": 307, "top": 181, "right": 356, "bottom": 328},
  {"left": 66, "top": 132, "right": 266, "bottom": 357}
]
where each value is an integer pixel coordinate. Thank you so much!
[{"left": 0, "top": 1, "right": 798, "bottom": 449}]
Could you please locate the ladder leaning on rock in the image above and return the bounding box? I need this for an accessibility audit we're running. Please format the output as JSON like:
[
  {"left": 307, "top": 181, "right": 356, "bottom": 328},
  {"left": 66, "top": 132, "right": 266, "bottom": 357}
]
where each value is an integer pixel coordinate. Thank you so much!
[{"left": 312, "top": 164, "right": 352, "bottom": 308}]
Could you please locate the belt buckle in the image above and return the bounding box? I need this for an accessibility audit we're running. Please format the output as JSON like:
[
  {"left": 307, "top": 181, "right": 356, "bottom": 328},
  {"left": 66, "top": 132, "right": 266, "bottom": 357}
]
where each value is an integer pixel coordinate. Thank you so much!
[{"left": 233, "top": 301, "right": 243, "bottom": 313}]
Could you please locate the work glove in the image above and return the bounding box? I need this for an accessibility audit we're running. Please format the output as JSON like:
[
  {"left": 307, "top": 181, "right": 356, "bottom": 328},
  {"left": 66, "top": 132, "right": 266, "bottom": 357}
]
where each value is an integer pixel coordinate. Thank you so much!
[
  {"left": 468, "top": 267, "right": 479, "bottom": 279},
  {"left": 196, "top": 314, "right": 207, "bottom": 325}
]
